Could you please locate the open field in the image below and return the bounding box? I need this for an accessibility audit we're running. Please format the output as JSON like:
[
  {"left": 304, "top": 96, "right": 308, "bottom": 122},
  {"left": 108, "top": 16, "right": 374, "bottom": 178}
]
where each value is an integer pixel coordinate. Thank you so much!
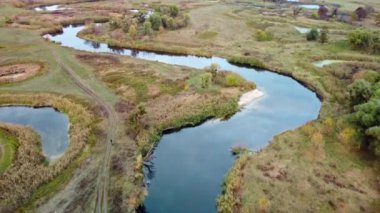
[{"left": 0, "top": 0, "right": 379, "bottom": 212}]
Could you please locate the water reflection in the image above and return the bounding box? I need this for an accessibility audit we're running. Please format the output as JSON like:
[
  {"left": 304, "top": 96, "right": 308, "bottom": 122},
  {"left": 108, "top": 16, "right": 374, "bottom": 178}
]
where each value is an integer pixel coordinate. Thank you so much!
[
  {"left": 0, "top": 106, "right": 69, "bottom": 160},
  {"left": 48, "top": 24, "right": 321, "bottom": 213}
]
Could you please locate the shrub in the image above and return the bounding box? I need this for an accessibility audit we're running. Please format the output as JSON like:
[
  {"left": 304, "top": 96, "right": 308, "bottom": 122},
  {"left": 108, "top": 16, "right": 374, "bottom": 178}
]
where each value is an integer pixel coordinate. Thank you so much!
[
  {"left": 205, "top": 63, "right": 219, "bottom": 80},
  {"left": 169, "top": 5, "right": 179, "bottom": 17},
  {"left": 256, "top": 29, "right": 271, "bottom": 41},
  {"left": 348, "top": 29, "right": 380, "bottom": 54},
  {"left": 306, "top": 28, "right": 319, "bottom": 41},
  {"left": 143, "top": 21, "right": 153, "bottom": 35},
  {"left": 228, "top": 56, "right": 266, "bottom": 69},
  {"left": 128, "top": 24, "right": 137, "bottom": 38},
  {"left": 109, "top": 19, "right": 121, "bottom": 30},
  {"left": 201, "top": 73, "right": 212, "bottom": 88},
  {"left": 225, "top": 74, "right": 243, "bottom": 87},
  {"left": 376, "top": 13, "right": 380, "bottom": 25},
  {"left": 348, "top": 79, "right": 373, "bottom": 106},
  {"left": 311, "top": 12, "right": 319, "bottom": 19},
  {"left": 320, "top": 27, "right": 329, "bottom": 44},
  {"left": 149, "top": 13, "right": 162, "bottom": 31}
]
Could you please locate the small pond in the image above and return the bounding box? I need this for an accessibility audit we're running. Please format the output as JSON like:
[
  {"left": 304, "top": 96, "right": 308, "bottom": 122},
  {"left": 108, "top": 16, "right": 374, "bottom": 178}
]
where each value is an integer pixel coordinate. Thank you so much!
[{"left": 0, "top": 106, "right": 69, "bottom": 160}]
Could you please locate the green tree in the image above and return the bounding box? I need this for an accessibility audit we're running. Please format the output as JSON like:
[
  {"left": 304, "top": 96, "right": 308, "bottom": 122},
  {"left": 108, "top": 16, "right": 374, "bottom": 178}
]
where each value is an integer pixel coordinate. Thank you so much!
[
  {"left": 169, "top": 5, "right": 179, "bottom": 17},
  {"left": 348, "top": 79, "right": 373, "bottom": 106},
  {"left": 143, "top": 21, "right": 153, "bottom": 35},
  {"left": 306, "top": 28, "right": 319, "bottom": 41},
  {"left": 351, "top": 99, "right": 380, "bottom": 156},
  {"left": 128, "top": 24, "right": 137, "bottom": 38},
  {"left": 149, "top": 13, "right": 162, "bottom": 31},
  {"left": 320, "top": 27, "right": 328, "bottom": 44}
]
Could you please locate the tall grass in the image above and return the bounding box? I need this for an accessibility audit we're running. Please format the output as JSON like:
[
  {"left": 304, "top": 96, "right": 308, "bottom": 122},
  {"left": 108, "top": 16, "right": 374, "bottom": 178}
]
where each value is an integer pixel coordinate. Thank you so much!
[
  {"left": 0, "top": 93, "right": 95, "bottom": 210},
  {"left": 0, "top": 128, "right": 18, "bottom": 173},
  {"left": 228, "top": 55, "right": 267, "bottom": 69}
]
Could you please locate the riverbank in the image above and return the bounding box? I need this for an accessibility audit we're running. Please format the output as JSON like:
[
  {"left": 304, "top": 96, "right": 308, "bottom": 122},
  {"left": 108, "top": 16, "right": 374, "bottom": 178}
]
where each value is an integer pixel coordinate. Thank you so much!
[
  {"left": 238, "top": 89, "right": 263, "bottom": 107},
  {"left": 0, "top": 93, "right": 96, "bottom": 211}
]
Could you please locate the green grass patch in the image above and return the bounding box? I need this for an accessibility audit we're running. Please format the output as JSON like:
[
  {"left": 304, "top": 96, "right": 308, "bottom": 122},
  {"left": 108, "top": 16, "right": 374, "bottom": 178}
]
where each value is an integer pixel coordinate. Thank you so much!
[
  {"left": 0, "top": 129, "right": 18, "bottom": 173},
  {"left": 198, "top": 31, "right": 218, "bottom": 39},
  {"left": 228, "top": 55, "right": 267, "bottom": 69}
]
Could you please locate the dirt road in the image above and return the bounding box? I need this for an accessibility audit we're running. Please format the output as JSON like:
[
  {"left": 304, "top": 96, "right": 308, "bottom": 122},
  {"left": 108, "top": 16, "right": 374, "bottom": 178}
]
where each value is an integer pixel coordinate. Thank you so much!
[{"left": 41, "top": 48, "right": 119, "bottom": 212}]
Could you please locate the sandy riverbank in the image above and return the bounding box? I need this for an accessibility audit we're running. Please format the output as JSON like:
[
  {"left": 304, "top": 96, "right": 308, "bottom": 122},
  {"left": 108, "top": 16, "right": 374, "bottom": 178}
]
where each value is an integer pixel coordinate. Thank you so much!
[{"left": 238, "top": 89, "right": 264, "bottom": 107}]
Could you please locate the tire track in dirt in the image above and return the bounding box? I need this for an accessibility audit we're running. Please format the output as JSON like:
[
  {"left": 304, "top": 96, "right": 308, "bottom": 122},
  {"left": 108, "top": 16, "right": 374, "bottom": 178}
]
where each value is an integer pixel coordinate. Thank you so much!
[{"left": 51, "top": 49, "right": 118, "bottom": 213}]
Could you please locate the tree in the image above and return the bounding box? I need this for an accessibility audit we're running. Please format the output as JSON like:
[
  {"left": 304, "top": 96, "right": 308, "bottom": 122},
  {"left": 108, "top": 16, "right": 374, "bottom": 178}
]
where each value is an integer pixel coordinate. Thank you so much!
[
  {"left": 351, "top": 99, "right": 380, "bottom": 156},
  {"left": 348, "top": 79, "right": 373, "bottom": 106},
  {"left": 128, "top": 24, "right": 137, "bottom": 38},
  {"left": 169, "top": 5, "right": 179, "bottom": 17},
  {"left": 306, "top": 28, "right": 319, "bottom": 41},
  {"left": 320, "top": 27, "right": 328, "bottom": 44},
  {"left": 149, "top": 13, "right": 162, "bottom": 31},
  {"left": 143, "top": 21, "right": 153, "bottom": 35}
]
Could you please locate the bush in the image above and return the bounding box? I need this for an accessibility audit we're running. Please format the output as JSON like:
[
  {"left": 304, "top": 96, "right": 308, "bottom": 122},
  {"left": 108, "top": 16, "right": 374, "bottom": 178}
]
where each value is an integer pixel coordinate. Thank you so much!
[
  {"left": 143, "top": 21, "right": 153, "bottom": 35},
  {"left": 205, "top": 63, "right": 219, "bottom": 80},
  {"left": 225, "top": 74, "right": 243, "bottom": 87},
  {"left": 256, "top": 29, "right": 271, "bottom": 41},
  {"left": 311, "top": 12, "right": 319, "bottom": 19},
  {"left": 201, "top": 73, "right": 212, "bottom": 88},
  {"left": 348, "top": 79, "right": 373, "bottom": 106},
  {"left": 306, "top": 28, "right": 319, "bottom": 41},
  {"left": 149, "top": 13, "right": 162, "bottom": 31},
  {"left": 320, "top": 27, "right": 328, "bottom": 44},
  {"left": 376, "top": 13, "right": 380, "bottom": 25},
  {"left": 109, "top": 19, "right": 121, "bottom": 30},
  {"left": 228, "top": 56, "right": 266, "bottom": 69},
  {"left": 128, "top": 24, "right": 137, "bottom": 38},
  {"left": 169, "top": 5, "right": 179, "bottom": 17},
  {"left": 348, "top": 29, "right": 380, "bottom": 54}
]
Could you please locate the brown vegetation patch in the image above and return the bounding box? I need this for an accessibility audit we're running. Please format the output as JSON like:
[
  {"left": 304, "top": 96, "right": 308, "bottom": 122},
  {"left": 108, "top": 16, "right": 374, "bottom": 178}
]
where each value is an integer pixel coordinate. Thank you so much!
[
  {"left": 0, "top": 124, "right": 45, "bottom": 210},
  {"left": 0, "top": 93, "right": 94, "bottom": 210},
  {"left": 0, "top": 63, "right": 42, "bottom": 83}
]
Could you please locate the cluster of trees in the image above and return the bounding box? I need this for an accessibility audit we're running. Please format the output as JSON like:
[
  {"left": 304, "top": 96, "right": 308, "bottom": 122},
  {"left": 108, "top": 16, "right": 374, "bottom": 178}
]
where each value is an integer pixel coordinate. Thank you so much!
[
  {"left": 108, "top": 4, "right": 189, "bottom": 38},
  {"left": 306, "top": 27, "right": 328, "bottom": 44},
  {"left": 348, "top": 29, "right": 380, "bottom": 54},
  {"left": 348, "top": 72, "right": 380, "bottom": 157}
]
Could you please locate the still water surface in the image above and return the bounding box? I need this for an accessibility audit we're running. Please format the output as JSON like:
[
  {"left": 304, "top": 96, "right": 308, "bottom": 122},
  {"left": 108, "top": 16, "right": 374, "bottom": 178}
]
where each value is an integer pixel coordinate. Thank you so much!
[
  {"left": 48, "top": 25, "right": 321, "bottom": 212},
  {"left": 0, "top": 107, "right": 69, "bottom": 160}
]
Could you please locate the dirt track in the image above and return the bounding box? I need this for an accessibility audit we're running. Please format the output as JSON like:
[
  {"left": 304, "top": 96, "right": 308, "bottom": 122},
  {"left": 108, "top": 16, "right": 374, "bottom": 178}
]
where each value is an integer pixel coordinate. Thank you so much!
[{"left": 37, "top": 48, "right": 119, "bottom": 212}]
